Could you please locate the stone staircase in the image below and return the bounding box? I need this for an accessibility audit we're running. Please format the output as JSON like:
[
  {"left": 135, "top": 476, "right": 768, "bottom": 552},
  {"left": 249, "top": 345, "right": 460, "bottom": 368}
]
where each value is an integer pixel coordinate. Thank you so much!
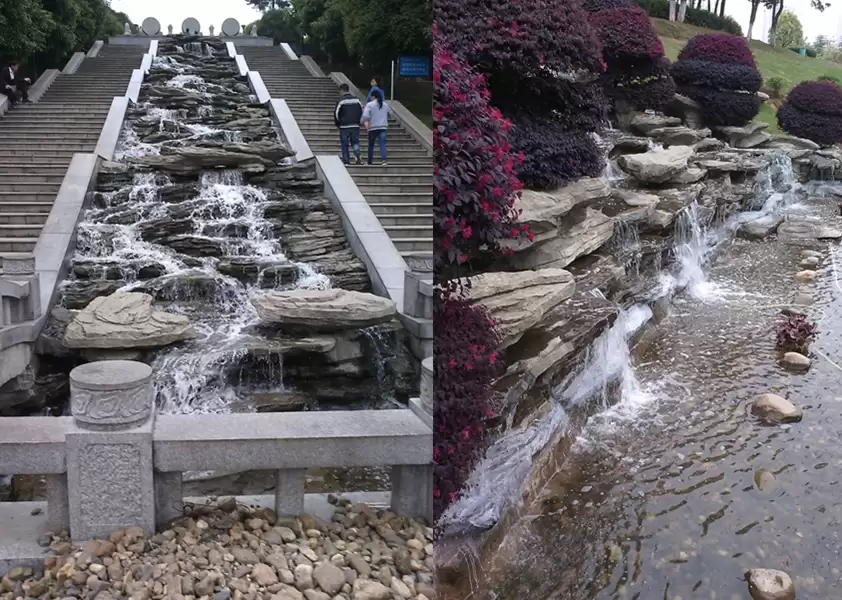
[
  {"left": 0, "top": 44, "right": 144, "bottom": 253},
  {"left": 236, "top": 46, "right": 432, "bottom": 260}
]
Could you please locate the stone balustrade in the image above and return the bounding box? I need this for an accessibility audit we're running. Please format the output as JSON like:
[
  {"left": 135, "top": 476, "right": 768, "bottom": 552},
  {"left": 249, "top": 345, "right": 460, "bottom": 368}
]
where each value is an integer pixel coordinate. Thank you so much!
[
  {"left": 0, "top": 360, "right": 433, "bottom": 544},
  {"left": 0, "top": 255, "right": 41, "bottom": 331}
]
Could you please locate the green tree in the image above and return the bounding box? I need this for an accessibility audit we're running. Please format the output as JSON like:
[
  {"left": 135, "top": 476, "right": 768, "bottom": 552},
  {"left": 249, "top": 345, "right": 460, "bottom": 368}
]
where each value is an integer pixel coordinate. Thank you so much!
[
  {"left": 771, "top": 10, "right": 804, "bottom": 47},
  {"left": 246, "top": 0, "right": 290, "bottom": 12}
]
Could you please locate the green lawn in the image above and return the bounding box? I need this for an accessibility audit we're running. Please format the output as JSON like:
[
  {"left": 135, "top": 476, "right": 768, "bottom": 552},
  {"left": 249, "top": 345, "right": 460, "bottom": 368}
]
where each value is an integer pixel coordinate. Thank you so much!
[{"left": 654, "top": 17, "right": 842, "bottom": 132}]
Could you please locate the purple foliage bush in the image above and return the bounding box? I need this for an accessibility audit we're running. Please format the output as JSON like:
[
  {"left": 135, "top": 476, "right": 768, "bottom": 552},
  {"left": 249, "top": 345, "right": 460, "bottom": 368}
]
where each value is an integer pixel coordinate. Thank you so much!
[
  {"left": 433, "top": 294, "right": 504, "bottom": 523},
  {"left": 603, "top": 57, "right": 676, "bottom": 111},
  {"left": 775, "top": 314, "right": 818, "bottom": 353},
  {"left": 433, "top": 36, "right": 528, "bottom": 269},
  {"left": 786, "top": 80, "right": 842, "bottom": 117},
  {"left": 678, "top": 86, "right": 762, "bottom": 126},
  {"left": 582, "top": 0, "right": 632, "bottom": 9},
  {"left": 777, "top": 103, "right": 842, "bottom": 146},
  {"left": 510, "top": 117, "right": 605, "bottom": 189},
  {"left": 678, "top": 32, "right": 757, "bottom": 67},
  {"left": 671, "top": 59, "right": 763, "bottom": 93}
]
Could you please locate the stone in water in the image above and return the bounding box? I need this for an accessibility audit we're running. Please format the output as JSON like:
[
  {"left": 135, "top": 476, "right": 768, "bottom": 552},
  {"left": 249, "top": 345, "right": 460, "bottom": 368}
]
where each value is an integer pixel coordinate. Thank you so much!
[
  {"left": 750, "top": 393, "right": 803, "bottom": 425},
  {"left": 182, "top": 17, "right": 201, "bottom": 35},
  {"left": 780, "top": 351, "right": 810, "bottom": 371},
  {"left": 141, "top": 17, "right": 161, "bottom": 35},
  {"left": 745, "top": 568, "right": 795, "bottom": 600},
  {"left": 221, "top": 18, "right": 241, "bottom": 36},
  {"left": 794, "top": 269, "right": 817, "bottom": 282},
  {"left": 753, "top": 469, "right": 776, "bottom": 492},
  {"left": 252, "top": 289, "right": 396, "bottom": 330}
]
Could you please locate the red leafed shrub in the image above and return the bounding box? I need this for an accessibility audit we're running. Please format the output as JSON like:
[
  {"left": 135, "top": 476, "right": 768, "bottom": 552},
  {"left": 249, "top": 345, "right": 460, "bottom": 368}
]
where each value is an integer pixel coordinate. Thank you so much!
[
  {"left": 678, "top": 32, "right": 757, "bottom": 68},
  {"left": 777, "top": 103, "right": 842, "bottom": 146},
  {"left": 510, "top": 117, "right": 605, "bottom": 189},
  {"left": 679, "top": 85, "right": 762, "bottom": 127},
  {"left": 582, "top": 0, "right": 632, "bottom": 10},
  {"left": 433, "top": 294, "right": 504, "bottom": 523},
  {"left": 671, "top": 59, "right": 763, "bottom": 93},
  {"left": 589, "top": 7, "right": 665, "bottom": 63},
  {"left": 435, "top": 0, "right": 608, "bottom": 122},
  {"left": 775, "top": 314, "right": 817, "bottom": 353},
  {"left": 603, "top": 58, "right": 676, "bottom": 111},
  {"left": 433, "top": 38, "right": 527, "bottom": 268},
  {"left": 786, "top": 80, "right": 842, "bottom": 117}
]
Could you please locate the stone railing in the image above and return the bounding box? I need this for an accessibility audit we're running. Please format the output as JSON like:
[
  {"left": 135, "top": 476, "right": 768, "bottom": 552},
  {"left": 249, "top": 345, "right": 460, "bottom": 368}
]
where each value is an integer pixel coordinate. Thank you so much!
[
  {"left": 0, "top": 255, "right": 42, "bottom": 388},
  {"left": 0, "top": 360, "right": 433, "bottom": 545}
]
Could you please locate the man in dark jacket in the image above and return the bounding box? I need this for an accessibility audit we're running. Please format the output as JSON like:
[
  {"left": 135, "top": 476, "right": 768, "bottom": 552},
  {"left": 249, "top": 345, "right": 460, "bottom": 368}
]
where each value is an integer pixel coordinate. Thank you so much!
[
  {"left": 334, "top": 83, "right": 363, "bottom": 165},
  {"left": 1, "top": 61, "right": 31, "bottom": 107}
]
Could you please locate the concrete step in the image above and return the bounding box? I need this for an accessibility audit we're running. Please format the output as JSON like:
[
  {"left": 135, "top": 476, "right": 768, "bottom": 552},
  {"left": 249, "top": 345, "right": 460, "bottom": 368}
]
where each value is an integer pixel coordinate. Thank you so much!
[
  {"left": 0, "top": 191, "right": 60, "bottom": 202},
  {"left": 0, "top": 152, "right": 78, "bottom": 160},
  {"left": 375, "top": 214, "right": 431, "bottom": 227},
  {"left": 0, "top": 213, "right": 50, "bottom": 225},
  {"left": 356, "top": 182, "right": 430, "bottom": 194},
  {"left": 347, "top": 163, "right": 430, "bottom": 175},
  {"left": 10, "top": 105, "right": 111, "bottom": 113},
  {"left": 391, "top": 238, "right": 432, "bottom": 252},
  {"left": 0, "top": 139, "right": 98, "bottom": 148},
  {"left": 364, "top": 192, "right": 432, "bottom": 203},
  {"left": 0, "top": 224, "right": 43, "bottom": 238},
  {"left": 313, "top": 150, "right": 427, "bottom": 160},
  {"left": 369, "top": 203, "right": 431, "bottom": 216},
  {"left": 0, "top": 237, "right": 38, "bottom": 252},
  {"left": 5, "top": 181, "right": 63, "bottom": 192},
  {"left": 0, "top": 124, "right": 103, "bottom": 132},
  {"left": 0, "top": 164, "right": 70, "bottom": 176},
  {"left": 0, "top": 118, "right": 107, "bottom": 125},
  {"left": 0, "top": 202, "right": 54, "bottom": 214},
  {"left": 350, "top": 173, "right": 431, "bottom": 185},
  {"left": 383, "top": 224, "right": 433, "bottom": 239}
]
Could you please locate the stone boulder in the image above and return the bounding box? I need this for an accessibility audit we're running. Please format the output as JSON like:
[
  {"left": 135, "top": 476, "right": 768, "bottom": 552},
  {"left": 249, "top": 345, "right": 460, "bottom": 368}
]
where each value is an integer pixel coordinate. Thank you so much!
[
  {"left": 714, "top": 122, "right": 772, "bottom": 149},
  {"left": 510, "top": 208, "right": 614, "bottom": 269},
  {"left": 467, "top": 269, "right": 575, "bottom": 348},
  {"left": 617, "top": 146, "right": 694, "bottom": 185},
  {"left": 737, "top": 215, "right": 784, "bottom": 240},
  {"left": 780, "top": 352, "right": 810, "bottom": 371},
  {"left": 195, "top": 139, "right": 295, "bottom": 162},
  {"left": 507, "top": 177, "right": 610, "bottom": 249},
  {"left": 131, "top": 147, "right": 275, "bottom": 173},
  {"left": 761, "top": 134, "right": 819, "bottom": 151},
  {"left": 750, "top": 393, "right": 803, "bottom": 425},
  {"left": 648, "top": 126, "right": 710, "bottom": 147},
  {"left": 629, "top": 113, "right": 682, "bottom": 135},
  {"left": 252, "top": 289, "right": 395, "bottom": 330},
  {"left": 64, "top": 292, "right": 196, "bottom": 349},
  {"left": 778, "top": 217, "right": 842, "bottom": 244},
  {"left": 668, "top": 93, "right": 704, "bottom": 129},
  {"left": 745, "top": 568, "right": 795, "bottom": 600}
]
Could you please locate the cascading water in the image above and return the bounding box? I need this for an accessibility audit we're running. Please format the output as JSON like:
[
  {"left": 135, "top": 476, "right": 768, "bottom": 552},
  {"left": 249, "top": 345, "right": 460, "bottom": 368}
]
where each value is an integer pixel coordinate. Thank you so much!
[{"left": 59, "top": 38, "right": 409, "bottom": 415}]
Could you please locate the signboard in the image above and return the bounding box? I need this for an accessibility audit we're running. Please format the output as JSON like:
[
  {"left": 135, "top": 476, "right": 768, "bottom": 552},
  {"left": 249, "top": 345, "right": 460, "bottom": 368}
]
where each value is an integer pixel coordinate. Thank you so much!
[{"left": 399, "top": 56, "right": 430, "bottom": 78}]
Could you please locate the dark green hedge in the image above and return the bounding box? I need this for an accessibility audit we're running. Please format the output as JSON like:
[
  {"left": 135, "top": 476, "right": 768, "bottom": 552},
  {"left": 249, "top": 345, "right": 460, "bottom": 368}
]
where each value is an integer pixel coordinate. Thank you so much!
[{"left": 634, "top": 0, "right": 743, "bottom": 36}]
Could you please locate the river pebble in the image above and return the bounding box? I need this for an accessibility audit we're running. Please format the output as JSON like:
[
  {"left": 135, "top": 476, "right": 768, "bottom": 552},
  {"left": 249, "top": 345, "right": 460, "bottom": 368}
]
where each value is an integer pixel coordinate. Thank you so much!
[
  {"left": 0, "top": 498, "right": 433, "bottom": 600},
  {"left": 780, "top": 351, "right": 811, "bottom": 371}
]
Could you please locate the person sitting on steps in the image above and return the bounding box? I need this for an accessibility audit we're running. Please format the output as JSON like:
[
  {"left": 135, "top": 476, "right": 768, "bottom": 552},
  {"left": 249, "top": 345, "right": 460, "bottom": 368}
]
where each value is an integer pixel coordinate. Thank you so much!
[
  {"left": 334, "top": 83, "right": 363, "bottom": 165},
  {"left": 362, "top": 89, "right": 390, "bottom": 166},
  {"left": 1, "top": 61, "right": 31, "bottom": 107}
]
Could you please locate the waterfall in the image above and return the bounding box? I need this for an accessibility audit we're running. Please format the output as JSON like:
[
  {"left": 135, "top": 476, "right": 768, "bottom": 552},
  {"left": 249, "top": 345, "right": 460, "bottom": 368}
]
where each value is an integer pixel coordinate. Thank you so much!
[{"left": 440, "top": 306, "right": 652, "bottom": 532}]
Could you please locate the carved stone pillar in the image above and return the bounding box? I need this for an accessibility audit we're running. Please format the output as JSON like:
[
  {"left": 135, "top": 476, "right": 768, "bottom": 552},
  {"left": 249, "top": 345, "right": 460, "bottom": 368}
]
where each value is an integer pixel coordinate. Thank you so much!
[{"left": 66, "top": 360, "right": 156, "bottom": 540}]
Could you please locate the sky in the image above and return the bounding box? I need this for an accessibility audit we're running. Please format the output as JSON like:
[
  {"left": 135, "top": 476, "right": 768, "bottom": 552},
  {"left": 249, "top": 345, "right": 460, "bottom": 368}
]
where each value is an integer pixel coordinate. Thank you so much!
[
  {"left": 110, "top": 0, "right": 263, "bottom": 35},
  {"left": 112, "top": 0, "right": 842, "bottom": 44},
  {"left": 723, "top": 0, "right": 842, "bottom": 42}
]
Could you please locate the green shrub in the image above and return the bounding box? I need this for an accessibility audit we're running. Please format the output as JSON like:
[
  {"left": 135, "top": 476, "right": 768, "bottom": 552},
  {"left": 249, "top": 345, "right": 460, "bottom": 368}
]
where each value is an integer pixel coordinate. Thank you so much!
[
  {"left": 766, "top": 76, "right": 787, "bottom": 98},
  {"left": 819, "top": 74, "right": 840, "bottom": 84},
  {"left": 634, "top": 0, "right": 743, "bottom": 36}
]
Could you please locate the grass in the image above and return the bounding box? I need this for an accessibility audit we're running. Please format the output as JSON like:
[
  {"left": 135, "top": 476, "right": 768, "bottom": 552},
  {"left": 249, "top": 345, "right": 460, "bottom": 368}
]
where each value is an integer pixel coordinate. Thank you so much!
[{"left": 654, "top": 17, "right": 842, "bottom": 132}]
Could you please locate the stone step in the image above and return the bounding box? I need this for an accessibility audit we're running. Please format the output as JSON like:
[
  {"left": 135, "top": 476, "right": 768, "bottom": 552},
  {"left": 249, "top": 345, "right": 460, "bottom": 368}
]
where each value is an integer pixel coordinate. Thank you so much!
[
  {"left": 375, "top": 213, "right": 431, "bottom": 227},
  {"left": 0, "top": 164, "right": 70, "bottom": 176},
  {"left": 0, "top": 224, "right": 43, "bottom": 238},
  {"left": 392, "top": 238, "right": 432, "bottom": 252},
  {"left": 0, "top": 212, "right": 50, "bottom": 225},
  {"left": 0, "top": 139, "right": 97, "bottom": 148},
  {"left": 4, "top": 181, "right": 62, "bottom": 192},
  {"left": 0, "top": 202, "right": 54, "bottom": 214},
  {"left": 356, "top": 182, "right": 430, "bottom": 194},
  {"left": 10, "top": 105, "right": 111, "bottom": 113},
  {"left": 369, "top": 202, "right": 431, "bottom": 216},
  {"left": 0, "top": 151, "right": 79, "bottom": 159},
  {"left": 364, "top": 192, "right": 431, "bottom": 203},
  {"left": 347, "top": 163, "right": 430, "bottom": 175},
  {"left": 0, "top": 118, "right": 107, "bottom": 125},
  {"left": 350, "top": 173, "right": 431, "bottom": 185},
  {"left": 383, "top": 224, "right": 433, "bottom": 238},
  {"left": 0, "top": 237, "right": 38, "bottom": 252},
  {"left": 314, "top": 149, "right": 426, "bottom": 159},
  {"left": 0, "top": 191, "right": 60, "bottom": 202},
  {"left": 0, "top": 124, "right": 103, "bottom": 131}
]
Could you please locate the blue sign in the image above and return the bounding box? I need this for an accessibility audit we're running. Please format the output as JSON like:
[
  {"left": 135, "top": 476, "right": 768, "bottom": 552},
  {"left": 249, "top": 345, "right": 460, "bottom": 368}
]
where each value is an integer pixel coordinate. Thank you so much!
[{"left": 399, "top": 56, "right": 430, "bottom": 78}]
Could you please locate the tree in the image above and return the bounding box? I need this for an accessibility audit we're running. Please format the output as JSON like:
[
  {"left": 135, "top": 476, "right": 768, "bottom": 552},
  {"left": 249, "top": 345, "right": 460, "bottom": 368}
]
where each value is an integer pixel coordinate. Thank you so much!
[
  {"left": 245, "top": 0, "right": 290, "bottom": 10},
  {"left": 771, "top": 10, "right": 804, "bottom": 47}
]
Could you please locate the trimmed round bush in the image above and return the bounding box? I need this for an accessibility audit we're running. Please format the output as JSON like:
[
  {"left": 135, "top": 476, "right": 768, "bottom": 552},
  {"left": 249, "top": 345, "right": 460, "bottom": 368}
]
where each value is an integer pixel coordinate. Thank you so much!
[
  {"left": 778, "top": 81, "right": 842, "bottom": 145},
  {"left": 433, "top": 38, "right": 526, "bottom": 269},
  {"left": 671, "top": 32, "right": 762, "bottom": 126},
  {"left": 671, "top": 59, "right": 763, "bottom": 93},
  {"left": 678, "top": 32, "right": 757, "bottom": 67},
  {"left": 786, "top": 80, "right": 842, "bottom": 117},
  {"left": 433, "top": 295, "right": 504, "bottom": 523},
  {"left": 582, "top": 0, "right": 632, "bottom": 10},
  {"left": 510, "top": 118, "right": 605, "bottom": 190},
  {"left": 585, "top": 5, "right": 675, "bottom": 112}
]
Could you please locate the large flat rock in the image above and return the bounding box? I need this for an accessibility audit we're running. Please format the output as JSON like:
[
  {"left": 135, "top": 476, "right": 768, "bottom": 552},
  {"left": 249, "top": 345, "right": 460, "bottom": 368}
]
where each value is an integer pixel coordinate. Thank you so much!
[
  {"left": 618, "top": 146, "right": 694, "bottom": 184},
  {"left": 64, "top": 292, "right": 196, "bottom": 349},
  {"left": 252, "top": 289, "right": 396, "bottom": 330},
  {"left": 510, "top": 208, "right": 614, "bottom": 269},
  {"left": 131, "top": 147, "right": 275, "bottom": 173},
  {"left": 467, "top": 269, "right": 576, "bottom": 348}
]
